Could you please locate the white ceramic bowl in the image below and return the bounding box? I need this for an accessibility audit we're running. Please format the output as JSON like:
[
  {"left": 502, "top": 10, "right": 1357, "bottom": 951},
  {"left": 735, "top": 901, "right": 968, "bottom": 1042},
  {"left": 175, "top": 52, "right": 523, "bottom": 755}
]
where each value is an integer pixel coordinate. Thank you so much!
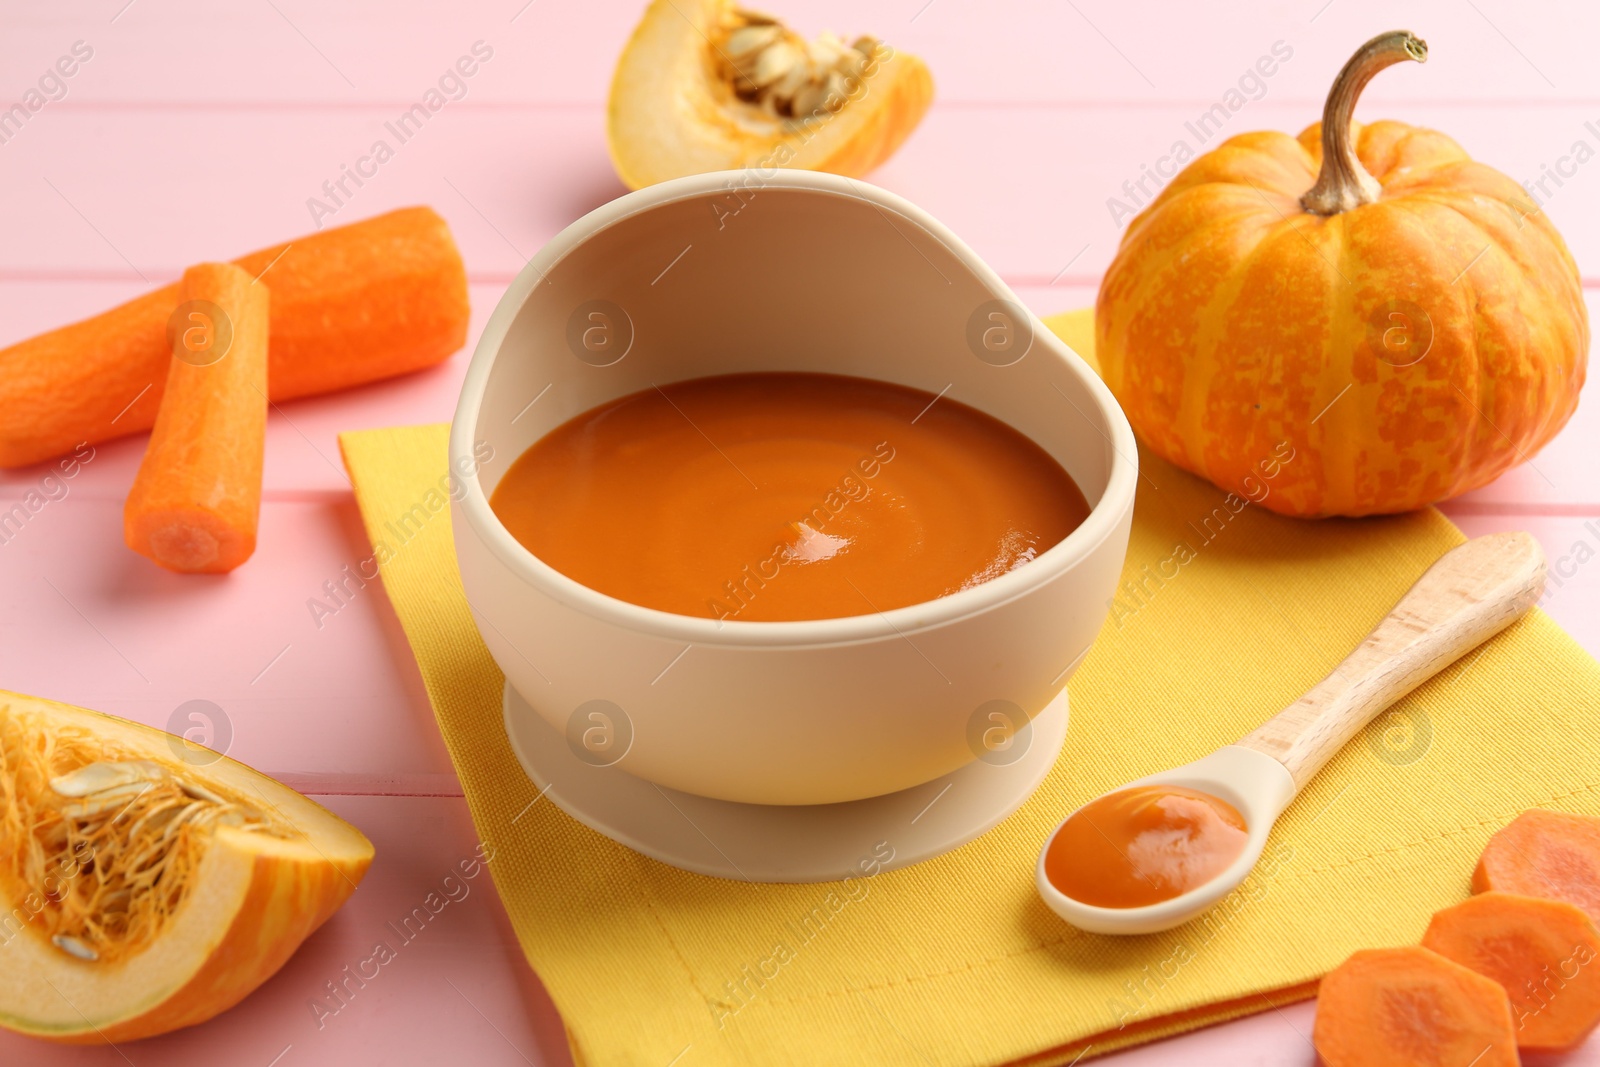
[{"left": 451, "top": 170, "right": 1136, "bottom": 806}]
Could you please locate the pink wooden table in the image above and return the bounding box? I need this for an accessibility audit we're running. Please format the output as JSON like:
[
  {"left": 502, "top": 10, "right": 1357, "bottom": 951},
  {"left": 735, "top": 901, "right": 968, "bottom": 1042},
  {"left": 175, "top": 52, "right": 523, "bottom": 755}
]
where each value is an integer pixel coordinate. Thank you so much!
[{"left": 1, "top": 2, "right": 1596, "bottom": 1063}]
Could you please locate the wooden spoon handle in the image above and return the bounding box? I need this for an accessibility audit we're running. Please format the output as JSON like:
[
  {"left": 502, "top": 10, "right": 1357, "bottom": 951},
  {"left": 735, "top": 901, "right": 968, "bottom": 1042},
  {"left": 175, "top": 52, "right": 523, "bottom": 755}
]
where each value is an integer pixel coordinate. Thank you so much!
[{"left": 1235, "top": 532, "right": 1545, "bottom": 790}]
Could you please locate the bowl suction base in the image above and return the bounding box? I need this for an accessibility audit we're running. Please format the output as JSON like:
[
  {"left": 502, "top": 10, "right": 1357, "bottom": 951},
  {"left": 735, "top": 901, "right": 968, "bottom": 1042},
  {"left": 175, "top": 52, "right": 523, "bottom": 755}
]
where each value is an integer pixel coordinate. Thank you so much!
[{"left": 502, "top": 683, "right": 1068, "bottom": 883}]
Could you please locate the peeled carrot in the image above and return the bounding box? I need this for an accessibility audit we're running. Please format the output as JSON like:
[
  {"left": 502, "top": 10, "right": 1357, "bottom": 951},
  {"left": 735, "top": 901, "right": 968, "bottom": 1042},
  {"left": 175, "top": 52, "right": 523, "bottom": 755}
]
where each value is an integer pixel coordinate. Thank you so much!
[
  {"left": 1422, "top": 891, "right": 1600, "bottom": 1053},
  {"left": 0, "top": 206, "right": 468, "bottom": 468},
  {"left": 124, "top": 263, "right": 267, "bottom": 574},
  {"left": 1313, "top": 946, "right": 1518, "bottom": 1067},
  {"left": 1475, "top": 809, "right": 1600, "bottom": 923}
]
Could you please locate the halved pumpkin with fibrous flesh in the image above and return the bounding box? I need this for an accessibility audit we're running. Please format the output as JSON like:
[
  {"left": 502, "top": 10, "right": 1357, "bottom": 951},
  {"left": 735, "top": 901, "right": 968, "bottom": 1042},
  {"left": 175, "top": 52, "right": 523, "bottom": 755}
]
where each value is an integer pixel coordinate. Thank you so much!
[
  {"left": 608, "top": 0, "right": 934, "bottom": 189},
  {"left": 0, "top": 690, "right": 373, "bottom": 1044}
]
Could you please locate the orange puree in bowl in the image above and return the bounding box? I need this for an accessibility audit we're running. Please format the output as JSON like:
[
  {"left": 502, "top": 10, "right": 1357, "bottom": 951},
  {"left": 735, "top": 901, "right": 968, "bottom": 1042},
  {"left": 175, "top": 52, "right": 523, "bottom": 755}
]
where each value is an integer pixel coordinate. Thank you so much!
[
  {"left": 489, "top": 372, "right": 1089, "bottom": 622},
  {"left": 1044, "top": 786, "right": 1249, "bottom": 908}
]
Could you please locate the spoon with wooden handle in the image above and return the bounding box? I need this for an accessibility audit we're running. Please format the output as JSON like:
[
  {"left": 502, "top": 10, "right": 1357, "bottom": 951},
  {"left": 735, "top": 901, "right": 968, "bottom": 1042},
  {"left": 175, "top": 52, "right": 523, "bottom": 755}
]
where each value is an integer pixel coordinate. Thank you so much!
[{"left": 1037, "top": 531, "right": 1547, "bottom": 935}]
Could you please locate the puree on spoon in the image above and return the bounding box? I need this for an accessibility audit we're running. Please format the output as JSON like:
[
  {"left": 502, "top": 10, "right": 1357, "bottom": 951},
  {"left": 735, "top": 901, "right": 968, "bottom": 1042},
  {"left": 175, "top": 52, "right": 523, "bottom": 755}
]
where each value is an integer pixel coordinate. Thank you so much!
[
  {"left": 489, "top": 372, "right": 1088, "bottom": 622},
  {"left": 1044, "top": 785, "right": 1250, "bottom": 908}
]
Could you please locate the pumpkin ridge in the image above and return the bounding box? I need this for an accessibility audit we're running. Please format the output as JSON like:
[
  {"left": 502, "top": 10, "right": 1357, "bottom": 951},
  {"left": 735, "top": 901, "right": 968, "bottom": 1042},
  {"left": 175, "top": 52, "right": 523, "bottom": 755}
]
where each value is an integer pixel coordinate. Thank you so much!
[
  {"left": 1400, "top": 187, "right": 1584, "bottom": 383},
  {"left": 1100, "top": 192, "right": 1279, "bottom": 408},
  {"left": 1404, "top": 179, "right": 1582, "bottom": 301},
  {"left": 1372, "top": 197, "right": 1487, "bottom": 502},
  {"left": 1353, "top": 122, "right": 1404, "bottom": 183},
  {"left": 1317, "top": 211, "right": 1358, "bottom": 513},
  {"left": 1126, "top": 190, "right": 1278, "bottom": 281},
  {"left": 1178, "top": 209, "right": 1310, "bottom": 482},
  {"left": 1417, "top": 195, "right": 1552, "bottom": 499},
  {"left": 1371, "top": 156, "right": 1481, "bottom": 198},
  {"left": 1153, "top": 139, "right": 1313, "bottom": 215},
  {"left": 1120, "top": 185, "right": 1273, "bottom": 255},
  {"left": 1402, "top": 194, "right": 1548, "bottom": 484},
  {"left": 1396, "top": 163, "right": 1585, "bottom": 329},
  {"left": 1135, "top": 199, "right": 1282, "bottom": 440},
  {"left": 1358, "top": 121, "right": 1470, "bottom": 184},
  {"left": 1393, "top": 168, "right": 1534, "bottom": 228}
]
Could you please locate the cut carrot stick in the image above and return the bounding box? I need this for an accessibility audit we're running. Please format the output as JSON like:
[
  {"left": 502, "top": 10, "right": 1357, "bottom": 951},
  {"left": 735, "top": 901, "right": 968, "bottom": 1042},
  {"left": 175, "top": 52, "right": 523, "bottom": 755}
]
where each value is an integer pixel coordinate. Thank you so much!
[
  {"left": 1313, "top": 946, "right": 1518, "bottom": 1067},
  {"left": 123, "top": 263, "right": 267, "bottom": 574},
  {"left": 0, "top": 206, "right": 468, "bottom": 468},
  {"left": 1422, "top": 891, "right": 1600, "bottom": 1053},
  {"left": 1475, "top": 809, "right": 1600, "bottom": 924}
]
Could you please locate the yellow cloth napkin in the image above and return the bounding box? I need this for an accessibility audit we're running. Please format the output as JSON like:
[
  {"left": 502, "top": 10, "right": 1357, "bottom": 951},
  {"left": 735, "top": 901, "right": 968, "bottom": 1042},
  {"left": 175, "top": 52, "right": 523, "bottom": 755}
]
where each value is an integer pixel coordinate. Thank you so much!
[{"left": 339, "top": 309, "right": 1600, "bottom": 1067}]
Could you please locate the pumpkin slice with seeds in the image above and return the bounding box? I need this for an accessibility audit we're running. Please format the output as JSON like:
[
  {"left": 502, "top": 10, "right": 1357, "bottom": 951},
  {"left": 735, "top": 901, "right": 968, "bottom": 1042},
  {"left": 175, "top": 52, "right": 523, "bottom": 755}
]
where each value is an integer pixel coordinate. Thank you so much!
[
  {"left": 0, "top": 689, "right": 373, "bottom": 1043},
  {"left": 607, "top": 0, "right": 934, "bottom": 189}
]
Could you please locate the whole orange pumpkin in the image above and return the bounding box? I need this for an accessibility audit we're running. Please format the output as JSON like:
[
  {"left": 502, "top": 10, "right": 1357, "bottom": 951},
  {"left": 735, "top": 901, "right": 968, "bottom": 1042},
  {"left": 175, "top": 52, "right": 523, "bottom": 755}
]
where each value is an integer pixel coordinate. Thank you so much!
[{"left": 1095, "top": 31, "right": 1588, "bottom": 517}]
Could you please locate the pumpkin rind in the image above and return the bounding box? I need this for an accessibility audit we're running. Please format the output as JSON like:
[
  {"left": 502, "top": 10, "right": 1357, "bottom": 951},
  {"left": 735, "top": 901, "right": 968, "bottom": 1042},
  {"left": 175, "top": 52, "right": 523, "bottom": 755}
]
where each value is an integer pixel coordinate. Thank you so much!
[{"left": 1097, "top": 116, "right": 1587, "bottom": 517}]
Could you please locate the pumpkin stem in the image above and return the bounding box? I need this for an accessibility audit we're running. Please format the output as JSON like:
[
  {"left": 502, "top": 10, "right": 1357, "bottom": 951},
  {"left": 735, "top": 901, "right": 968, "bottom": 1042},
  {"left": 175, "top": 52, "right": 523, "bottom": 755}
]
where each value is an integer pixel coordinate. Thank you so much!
[{"left": 1300, "top": 31, "right": 1428, "bottom": 216}]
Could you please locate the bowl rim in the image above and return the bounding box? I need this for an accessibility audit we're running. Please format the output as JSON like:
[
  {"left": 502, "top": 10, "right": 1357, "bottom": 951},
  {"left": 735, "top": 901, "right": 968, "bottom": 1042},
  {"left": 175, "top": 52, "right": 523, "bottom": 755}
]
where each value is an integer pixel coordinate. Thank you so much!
[{"left": 450, "top": 169, "right": 1138, "bottom": 649}]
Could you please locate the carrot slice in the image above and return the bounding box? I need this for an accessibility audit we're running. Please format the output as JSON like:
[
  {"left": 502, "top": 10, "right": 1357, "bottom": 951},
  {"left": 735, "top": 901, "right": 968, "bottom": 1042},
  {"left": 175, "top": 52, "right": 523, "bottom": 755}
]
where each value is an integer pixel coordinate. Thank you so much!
[
  {"left": 123, "top": 263, "right": 267, "bottom": 574},
  {"left": 0, "top": 206, "right": 468, "bottom": 468},
  {"left": 1313, "top": 946, "right": 1518, "bottom": 1067},
  {"left": 1475, "top": 809, "right": 1600, "bottom": 923},
  {"left": 1422, "top": 891, "right": 1600, "bottom": 1053}
]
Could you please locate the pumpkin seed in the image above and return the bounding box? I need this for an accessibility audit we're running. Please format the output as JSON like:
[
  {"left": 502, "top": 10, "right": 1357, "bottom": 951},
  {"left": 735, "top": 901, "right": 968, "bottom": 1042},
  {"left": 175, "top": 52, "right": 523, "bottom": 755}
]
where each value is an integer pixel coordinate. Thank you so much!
[
  {"left": 52, "top": 933, "right": 100, "bottom": 961},
  {"left": 178, "top": 779, "right": 227, "bottom": 806},
  {"left": 49, "top": 760, "right": 168, "bottom": 798},
  {"left": 809, "top": 32, "right": 844, "bottom": 70},
  {"left": 750, "top": 42, "right": 801, "bottom": 88},
  {"left": 724, "top": 24, "right": 779, "bottom": 62},
  {"left": 57, "top": 783, "right": 157, "bottom": 822},
  {"left": 789, "top": 80, "right": 828, "bottom": 119},
  {"left": 121, "top": 793, "right": 188, "bottom": 844},
  {"left": 714, "top": 8, "right": 882, "bottom": 121}
]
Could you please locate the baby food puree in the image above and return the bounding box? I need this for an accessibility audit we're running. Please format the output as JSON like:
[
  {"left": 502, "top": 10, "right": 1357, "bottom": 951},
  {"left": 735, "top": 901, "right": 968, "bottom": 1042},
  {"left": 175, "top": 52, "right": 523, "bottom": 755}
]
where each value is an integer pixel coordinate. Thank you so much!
[
  {"left": 490, "top": 372, "right": 1088, "bottom": 622},
  {"left": 1044, "top": 786, "right": 1250, "bottom": 908}
]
